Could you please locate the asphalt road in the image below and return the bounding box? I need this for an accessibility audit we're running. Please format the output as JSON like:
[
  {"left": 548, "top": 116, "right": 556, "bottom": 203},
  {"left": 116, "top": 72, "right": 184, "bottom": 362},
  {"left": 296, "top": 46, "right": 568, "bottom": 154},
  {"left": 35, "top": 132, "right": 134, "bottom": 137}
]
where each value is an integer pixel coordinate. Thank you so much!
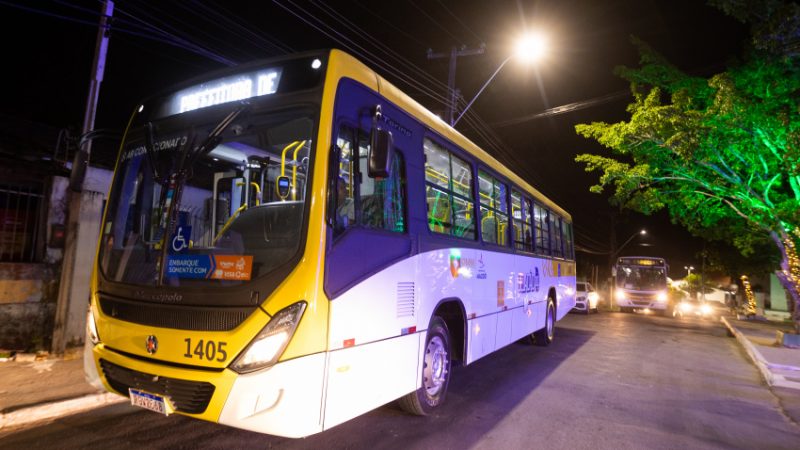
[{"left": 3, "top": 310, "right": 800, "bottom": 449}]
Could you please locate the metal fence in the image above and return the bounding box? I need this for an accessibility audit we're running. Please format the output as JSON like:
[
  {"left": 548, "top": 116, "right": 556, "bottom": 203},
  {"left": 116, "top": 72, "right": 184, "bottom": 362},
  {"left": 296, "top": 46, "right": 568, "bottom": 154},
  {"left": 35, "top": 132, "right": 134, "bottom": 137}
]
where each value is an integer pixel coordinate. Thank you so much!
[{"left": 0, "top": 182, "right": 44, "bottom": 262}]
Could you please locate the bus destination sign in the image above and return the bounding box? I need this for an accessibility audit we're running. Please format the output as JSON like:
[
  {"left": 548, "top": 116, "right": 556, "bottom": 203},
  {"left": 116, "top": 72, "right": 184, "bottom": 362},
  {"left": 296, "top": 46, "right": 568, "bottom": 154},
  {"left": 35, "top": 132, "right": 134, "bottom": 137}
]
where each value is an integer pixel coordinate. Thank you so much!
[{"left": 167, "top": 68, "right": 283, "bottom": 116}]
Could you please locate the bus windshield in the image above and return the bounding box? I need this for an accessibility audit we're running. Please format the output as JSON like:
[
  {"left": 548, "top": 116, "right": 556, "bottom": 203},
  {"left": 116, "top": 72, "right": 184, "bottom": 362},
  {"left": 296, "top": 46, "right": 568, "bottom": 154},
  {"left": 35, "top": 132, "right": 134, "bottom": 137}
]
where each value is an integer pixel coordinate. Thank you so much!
[
  {"left": 98, "top": 108, "right": 314, "bottom": 288},
  {"left": 616, "top": 265, "right": 667, "bottom": 291}
]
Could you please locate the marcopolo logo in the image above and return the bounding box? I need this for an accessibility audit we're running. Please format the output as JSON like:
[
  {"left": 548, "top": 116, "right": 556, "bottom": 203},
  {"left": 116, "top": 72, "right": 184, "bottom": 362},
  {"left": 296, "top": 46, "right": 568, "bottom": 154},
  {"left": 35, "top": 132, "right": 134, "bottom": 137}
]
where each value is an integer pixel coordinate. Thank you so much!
[{"left": 145, "top": 335, "right": 158, "bottom": 355}]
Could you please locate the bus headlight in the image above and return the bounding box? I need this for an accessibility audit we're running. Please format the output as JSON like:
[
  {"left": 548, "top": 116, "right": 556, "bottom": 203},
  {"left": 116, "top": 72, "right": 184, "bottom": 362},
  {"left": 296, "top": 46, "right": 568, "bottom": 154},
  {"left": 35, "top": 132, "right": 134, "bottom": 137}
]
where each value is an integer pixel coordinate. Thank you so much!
[
  {"left": 656, "top": 291, "right": 668, "bottom": 302},
  {"left": 588, "top": 292, "right": 599, "bottom": 303},
  {"left": 231, "top": 301, "right": 306, "bottom": 374},
  {"left": 87, "top": 307, "right": 100, "bottom": 345},
  {"left": 700, "top": 303, "right": 713, "bottom": 315},
  {"left": 615, "top": 289, "right": 626, "bottom": 301}
]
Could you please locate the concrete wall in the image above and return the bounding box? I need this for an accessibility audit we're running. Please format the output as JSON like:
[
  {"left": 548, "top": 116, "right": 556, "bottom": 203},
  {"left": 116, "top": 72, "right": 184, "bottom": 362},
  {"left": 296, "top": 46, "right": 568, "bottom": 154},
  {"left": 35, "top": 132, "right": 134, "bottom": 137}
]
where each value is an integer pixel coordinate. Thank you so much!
[
  {"left": 0, "top": 167, "right": 111, "bottom": 351},
  {"left": 0, "top": 263, "right": 57, "bottom": 350}
]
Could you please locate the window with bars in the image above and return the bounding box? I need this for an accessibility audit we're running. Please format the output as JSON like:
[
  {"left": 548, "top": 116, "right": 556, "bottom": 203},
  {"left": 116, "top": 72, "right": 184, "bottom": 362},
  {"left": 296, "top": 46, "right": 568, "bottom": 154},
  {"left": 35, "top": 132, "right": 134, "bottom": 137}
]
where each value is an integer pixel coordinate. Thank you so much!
[
  {"left": 424, "top": 138, "right": 474, "bottom": 239},
  {"left": 0, "top": 182, "right": 44, "bottom": 262}
]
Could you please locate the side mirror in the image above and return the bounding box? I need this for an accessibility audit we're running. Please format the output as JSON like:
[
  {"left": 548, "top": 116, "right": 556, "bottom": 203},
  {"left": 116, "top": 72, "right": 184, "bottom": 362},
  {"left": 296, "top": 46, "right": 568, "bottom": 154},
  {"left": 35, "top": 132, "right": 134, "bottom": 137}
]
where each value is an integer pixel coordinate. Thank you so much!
[{"left": 368, "top": 105, "right": 394, "bottom": 178}]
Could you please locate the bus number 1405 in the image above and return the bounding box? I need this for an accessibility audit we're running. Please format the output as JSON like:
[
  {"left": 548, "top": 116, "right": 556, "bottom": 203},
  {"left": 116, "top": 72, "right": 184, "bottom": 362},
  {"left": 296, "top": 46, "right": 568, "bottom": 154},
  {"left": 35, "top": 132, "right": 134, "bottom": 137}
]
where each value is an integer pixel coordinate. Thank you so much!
[{"left": 183, "top": 338, "right": 228, "bottom": 362}]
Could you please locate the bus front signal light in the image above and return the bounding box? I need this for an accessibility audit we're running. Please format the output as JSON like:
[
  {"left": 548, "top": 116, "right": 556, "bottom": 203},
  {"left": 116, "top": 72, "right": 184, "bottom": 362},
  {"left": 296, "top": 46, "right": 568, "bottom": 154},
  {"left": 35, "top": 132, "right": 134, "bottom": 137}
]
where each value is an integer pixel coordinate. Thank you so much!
[
  {"left": 87, "top": 307, "right": 100, "bottom": 345},
  {"left": 231, "top": 302, "right": 306, "bottom": 374}
]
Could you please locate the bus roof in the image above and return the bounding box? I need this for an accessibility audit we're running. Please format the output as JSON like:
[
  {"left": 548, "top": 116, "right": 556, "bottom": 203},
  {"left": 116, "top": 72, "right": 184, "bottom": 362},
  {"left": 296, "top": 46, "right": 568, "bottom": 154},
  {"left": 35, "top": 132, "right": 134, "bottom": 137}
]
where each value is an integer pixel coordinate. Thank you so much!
[{"left": 327, "top": 49, "right": 571, "bottom": 221}]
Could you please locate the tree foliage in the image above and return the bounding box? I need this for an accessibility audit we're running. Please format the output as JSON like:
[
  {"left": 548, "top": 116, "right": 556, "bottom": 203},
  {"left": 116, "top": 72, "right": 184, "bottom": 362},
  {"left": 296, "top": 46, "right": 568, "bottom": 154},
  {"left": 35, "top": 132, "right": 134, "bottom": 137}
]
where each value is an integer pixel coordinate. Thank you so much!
[{"left": 575, "top": 1, "right": 800, "bottom": 325}]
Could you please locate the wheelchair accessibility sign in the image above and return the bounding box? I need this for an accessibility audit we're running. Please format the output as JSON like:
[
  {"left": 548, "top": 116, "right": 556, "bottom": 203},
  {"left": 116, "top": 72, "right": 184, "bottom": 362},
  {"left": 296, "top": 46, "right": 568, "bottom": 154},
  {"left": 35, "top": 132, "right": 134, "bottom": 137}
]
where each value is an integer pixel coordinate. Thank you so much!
[{"left": 171, "top": 226, "right": 191, "bottom": 252}]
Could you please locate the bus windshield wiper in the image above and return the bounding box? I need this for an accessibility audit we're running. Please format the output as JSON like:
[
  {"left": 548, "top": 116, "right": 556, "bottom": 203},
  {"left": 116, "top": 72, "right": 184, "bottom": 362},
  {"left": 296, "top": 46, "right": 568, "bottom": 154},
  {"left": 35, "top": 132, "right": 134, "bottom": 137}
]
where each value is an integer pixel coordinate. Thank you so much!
[
  {"left": 144, "top": 122, "right": 167, "bottom": 185},
  {"left": 156, "top": 103, "right": 250, "bottom": 285},
  {"left": 176, "top": 103, "right": 250, "bottom": 179}
]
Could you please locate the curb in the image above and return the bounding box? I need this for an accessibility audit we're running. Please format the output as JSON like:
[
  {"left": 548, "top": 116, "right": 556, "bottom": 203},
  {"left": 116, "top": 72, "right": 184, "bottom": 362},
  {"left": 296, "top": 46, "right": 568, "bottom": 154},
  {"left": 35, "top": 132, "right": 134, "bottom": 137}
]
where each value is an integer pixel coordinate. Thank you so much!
[
  {"left": 0, "top": 392, "right": 126, "bottom": 432},
  {"left": 721, "top": 316, "right": 800, "bottom": 390}
]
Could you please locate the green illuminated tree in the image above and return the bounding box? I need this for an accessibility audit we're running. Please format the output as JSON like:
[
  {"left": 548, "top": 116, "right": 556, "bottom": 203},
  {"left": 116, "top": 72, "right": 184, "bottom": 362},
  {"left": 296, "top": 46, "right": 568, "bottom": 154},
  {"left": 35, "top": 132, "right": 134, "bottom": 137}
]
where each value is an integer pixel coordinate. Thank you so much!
[{"left": 575, "top": 3, "right": 800, "bottom": 327}]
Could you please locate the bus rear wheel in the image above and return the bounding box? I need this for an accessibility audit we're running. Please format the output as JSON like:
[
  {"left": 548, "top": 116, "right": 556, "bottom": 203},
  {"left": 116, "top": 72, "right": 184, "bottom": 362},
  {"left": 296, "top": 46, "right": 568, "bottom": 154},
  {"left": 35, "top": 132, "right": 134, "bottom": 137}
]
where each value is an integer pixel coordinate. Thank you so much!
[
  {"left": 398, "top": 317, "right": 451, "bottom": 415},
  {"left": 533, "top": 299, "right": 556, "bottom": 346}
]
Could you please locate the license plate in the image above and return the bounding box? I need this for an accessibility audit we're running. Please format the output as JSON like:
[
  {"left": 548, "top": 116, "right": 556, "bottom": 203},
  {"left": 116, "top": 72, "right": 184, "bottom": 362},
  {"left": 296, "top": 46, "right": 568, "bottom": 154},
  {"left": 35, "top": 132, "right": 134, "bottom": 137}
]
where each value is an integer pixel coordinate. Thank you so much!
[{"left": 129, "top": 388, "right": 171, "bottom": 416}]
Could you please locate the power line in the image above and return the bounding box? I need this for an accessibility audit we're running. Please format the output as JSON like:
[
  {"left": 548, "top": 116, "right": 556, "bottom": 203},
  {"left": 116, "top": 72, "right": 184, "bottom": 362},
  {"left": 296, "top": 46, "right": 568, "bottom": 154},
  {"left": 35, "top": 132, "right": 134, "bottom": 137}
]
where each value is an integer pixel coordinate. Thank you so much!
[
  {"left": 188, "top": 0, "right": 294, "bottom": 55},
  {"left": 406, "top": 0, "right": 464, "bottom": 45},
  {"left": 492, "top": 90, "right": 631, "bottom": 128},
  {"left": 349, "top": 0, "right": 429, "bottom": 49},
  {"left": 434, "top": 0, "right": 484, "bottom": 44},
  {"left": 311, "top": 0, "right": 455, "bottom": 101},
  {"left": 273, "top": 0, "right": 453, "bottom": 108},
  {"left": 113, "top": 2, "right": 237, "bottom": 66}
]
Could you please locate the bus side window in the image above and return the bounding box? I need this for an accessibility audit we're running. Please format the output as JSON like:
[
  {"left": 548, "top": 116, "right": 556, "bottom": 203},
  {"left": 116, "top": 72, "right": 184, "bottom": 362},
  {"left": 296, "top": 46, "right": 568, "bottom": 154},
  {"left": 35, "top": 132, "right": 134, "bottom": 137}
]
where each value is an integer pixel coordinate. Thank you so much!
[
  {"left": 334, "top": 124, "right": 407, "bottom": 235},
  {"left": 334, "top": 126, "right": 356, "bottom": 234},
  {"left": 424, "top": 138, "right": 474, "bottom": 239},
  {"left": 551, "top": 214, "right": 563, "bottom": 258},
  {"left": 478, "top": 170, "right": 508, "bottom": 246},
  {"left": 562, "top": 221, "right": 574, "bottom": 259},
  {"left": 534, "top": 202, "right": 550, "bottom": 255}
]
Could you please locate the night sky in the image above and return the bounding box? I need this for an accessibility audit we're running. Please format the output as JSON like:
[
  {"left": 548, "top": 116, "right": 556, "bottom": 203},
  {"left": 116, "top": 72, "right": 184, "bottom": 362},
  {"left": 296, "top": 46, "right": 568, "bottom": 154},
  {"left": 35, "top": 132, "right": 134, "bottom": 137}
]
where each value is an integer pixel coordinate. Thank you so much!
[{"left": 1, "top": 0, "right": 749, "bottom": 280}]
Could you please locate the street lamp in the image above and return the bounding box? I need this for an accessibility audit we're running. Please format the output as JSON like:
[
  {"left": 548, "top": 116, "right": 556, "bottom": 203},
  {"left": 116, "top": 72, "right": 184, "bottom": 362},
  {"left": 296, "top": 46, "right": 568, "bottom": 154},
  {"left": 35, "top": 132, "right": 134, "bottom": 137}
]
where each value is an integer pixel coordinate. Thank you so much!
[
  {"left": 452, "top": 32, "right": 547, "bottom": 126},
  {"left": 684, "top": 266, "right": 694, "bottom": 277},
  {"left": 612, "top": 229, "right": 646, "bottom": 259}
]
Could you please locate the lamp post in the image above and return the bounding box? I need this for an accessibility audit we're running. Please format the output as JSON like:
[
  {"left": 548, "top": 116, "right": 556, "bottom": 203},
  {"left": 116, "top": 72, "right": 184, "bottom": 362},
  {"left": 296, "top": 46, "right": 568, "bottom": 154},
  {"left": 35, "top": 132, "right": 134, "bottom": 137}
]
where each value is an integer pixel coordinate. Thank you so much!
[
  {"left": 609, "top": 229, "right": 646, "bottom": 310},
  {"left": 684, "top": 265, "right": 694, "bottom": 277},
  {"left": 452, "top": 33, "right": 546, "bottom": 126},
  {"left": 612, "top": 229, "right": 647, "bottom": 260}
]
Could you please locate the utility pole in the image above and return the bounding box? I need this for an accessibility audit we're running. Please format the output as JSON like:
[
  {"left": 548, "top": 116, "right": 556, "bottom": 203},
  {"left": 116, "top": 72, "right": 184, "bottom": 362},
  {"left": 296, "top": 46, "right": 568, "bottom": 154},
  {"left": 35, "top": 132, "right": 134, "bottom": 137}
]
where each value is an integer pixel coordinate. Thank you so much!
[
  {"left": 608, "top": 213, "right": 617, "bottom": 310},
  {"left": 52, "top": 0, "right": 114, "bottom": 354},
  {"left": 427, "top": 44, "right": 485, "bottom": 125}
]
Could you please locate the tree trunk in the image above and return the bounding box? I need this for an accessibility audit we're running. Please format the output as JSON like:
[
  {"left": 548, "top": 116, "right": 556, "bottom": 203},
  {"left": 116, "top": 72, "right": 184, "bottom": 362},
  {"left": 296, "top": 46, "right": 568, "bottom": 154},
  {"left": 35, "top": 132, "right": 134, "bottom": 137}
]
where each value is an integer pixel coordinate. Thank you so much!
[{"left": 770, "top": 231, "right": 800, "bottom": 333}]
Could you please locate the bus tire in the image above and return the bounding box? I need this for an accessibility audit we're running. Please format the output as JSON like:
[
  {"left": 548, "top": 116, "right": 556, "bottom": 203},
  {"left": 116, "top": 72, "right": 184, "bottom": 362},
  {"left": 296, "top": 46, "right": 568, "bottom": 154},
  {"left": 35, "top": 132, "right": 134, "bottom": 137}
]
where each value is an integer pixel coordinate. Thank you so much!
[
  {"left": 534, "top": 299, "right": 556, "bottom": 346},
  {"left": 398, "top": 317, "right": 451, "bottom": 416}
]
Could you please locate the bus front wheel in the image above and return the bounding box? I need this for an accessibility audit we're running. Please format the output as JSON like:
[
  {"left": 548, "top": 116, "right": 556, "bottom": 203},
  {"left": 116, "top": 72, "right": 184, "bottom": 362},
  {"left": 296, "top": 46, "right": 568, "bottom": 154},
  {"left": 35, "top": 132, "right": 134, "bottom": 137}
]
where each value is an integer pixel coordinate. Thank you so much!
[
  {"left": 398, "top": 317, "right": 451, "bottom": 415},
  {"left": 533, "top": 299, "right": 556, "bottom": 346}
]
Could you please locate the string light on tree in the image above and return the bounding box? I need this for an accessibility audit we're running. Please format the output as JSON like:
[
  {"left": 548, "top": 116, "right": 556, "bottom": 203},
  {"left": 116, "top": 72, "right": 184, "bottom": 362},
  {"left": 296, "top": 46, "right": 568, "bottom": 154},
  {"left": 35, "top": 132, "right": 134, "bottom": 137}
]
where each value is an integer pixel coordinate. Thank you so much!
[{"left": 741, "top": 275, "right": 757, "bottom": 317}]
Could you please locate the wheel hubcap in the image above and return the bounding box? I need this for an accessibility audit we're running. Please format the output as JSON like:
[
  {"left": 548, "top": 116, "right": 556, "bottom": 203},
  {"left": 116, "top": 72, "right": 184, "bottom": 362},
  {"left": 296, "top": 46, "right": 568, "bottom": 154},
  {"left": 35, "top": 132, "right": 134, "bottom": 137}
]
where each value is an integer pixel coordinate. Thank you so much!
[
  {"left": 423, "top": 335, "right": 448, "bottom": 396},
  {"left": 546, "top": 305, "right": 554, "bottom": 340}
]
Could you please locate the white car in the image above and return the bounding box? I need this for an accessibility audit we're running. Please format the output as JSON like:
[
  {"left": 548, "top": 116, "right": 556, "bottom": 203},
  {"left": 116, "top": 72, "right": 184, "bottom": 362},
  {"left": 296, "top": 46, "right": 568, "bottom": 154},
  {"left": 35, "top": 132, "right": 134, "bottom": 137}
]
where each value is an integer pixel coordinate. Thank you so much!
[
  {"left": 672, "top": 297, "right": 715, "bottom": 319},
  {"left": 573, "top": 281, "right": 600, "bottom": 314}
]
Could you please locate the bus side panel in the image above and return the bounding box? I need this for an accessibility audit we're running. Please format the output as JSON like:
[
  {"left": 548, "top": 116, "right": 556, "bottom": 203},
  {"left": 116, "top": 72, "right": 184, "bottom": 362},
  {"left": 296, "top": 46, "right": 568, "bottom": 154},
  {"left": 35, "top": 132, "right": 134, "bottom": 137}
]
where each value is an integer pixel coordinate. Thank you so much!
[
  {"left": 324, "top": 256, "right": 421, "bottom": 428},
  {"left": 467, "top": 314, "right": 498, "bottom": 362},
  {"left": 511, "top": 252, "right": 537, "bottom": 342},
  {"left": 217, "top": 353, "right": 327, "bottom": 438},
  {"left": 323, "top": 333, "right": 420, "bottom": 431}
]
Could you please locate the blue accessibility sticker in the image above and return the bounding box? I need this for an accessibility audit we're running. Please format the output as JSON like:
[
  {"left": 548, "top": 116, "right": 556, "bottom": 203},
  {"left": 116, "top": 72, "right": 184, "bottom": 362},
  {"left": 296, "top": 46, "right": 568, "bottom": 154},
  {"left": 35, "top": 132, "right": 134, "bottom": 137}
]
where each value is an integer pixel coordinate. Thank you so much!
[
  {"left": 170, "top": 226, "right": 192, "bottom": 253},
  {"left": 165, "top": 254, "right": 214, "bottom": 279}
]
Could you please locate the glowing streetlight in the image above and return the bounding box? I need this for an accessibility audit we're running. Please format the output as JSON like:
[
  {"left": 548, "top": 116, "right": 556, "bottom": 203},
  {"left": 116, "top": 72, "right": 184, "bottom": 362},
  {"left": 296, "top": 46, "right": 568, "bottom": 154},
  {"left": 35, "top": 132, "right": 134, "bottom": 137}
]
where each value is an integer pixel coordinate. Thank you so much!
[
  {"left": 612, "top": 229, "right": 647, "bottom": 259},
  {"left": 684, "top": 265, "right": 694, "bottom": 277},
  {"left": 514, "top": 32, "right": 547, "bottom": 64},
  {"left": 452, "top": 32, "right": 547, "bottom": 126}
]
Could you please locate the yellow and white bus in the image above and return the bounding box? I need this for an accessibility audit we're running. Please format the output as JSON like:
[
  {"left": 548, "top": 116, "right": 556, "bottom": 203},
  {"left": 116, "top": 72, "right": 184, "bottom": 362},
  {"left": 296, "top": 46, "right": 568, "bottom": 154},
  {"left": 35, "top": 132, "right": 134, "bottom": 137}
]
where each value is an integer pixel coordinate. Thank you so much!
[{"left": 86, "top": 49, "right": 576, "bottom": 438}]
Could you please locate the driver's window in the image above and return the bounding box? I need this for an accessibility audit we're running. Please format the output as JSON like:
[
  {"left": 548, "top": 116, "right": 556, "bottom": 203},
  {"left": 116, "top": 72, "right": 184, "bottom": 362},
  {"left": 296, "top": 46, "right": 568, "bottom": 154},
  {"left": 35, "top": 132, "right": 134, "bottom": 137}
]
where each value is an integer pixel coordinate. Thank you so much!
[{"left": 334, "top": 124, "right": 406, "bottom": 235}]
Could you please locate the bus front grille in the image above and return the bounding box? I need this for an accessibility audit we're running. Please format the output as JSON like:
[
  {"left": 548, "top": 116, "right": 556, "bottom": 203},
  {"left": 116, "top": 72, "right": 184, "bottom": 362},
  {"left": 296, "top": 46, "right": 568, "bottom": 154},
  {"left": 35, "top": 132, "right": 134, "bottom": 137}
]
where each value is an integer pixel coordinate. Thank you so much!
[
  {"left": 99, "top": 295, "right": 254, "bottom": 331},
  {"left": 100, "top": 359, "right": 215, "bottom": 415}
]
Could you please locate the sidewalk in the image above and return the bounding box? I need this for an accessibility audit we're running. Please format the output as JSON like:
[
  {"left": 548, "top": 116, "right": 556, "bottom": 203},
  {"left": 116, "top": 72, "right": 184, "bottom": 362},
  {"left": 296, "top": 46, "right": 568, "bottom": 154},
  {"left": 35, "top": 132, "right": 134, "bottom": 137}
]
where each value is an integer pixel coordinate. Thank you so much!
[
  {"left": 0, "top": 349, "right": 125, "bottom": 432},
  {"left": 721, "top": 314, "right": 800, "bottom": 390}
]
